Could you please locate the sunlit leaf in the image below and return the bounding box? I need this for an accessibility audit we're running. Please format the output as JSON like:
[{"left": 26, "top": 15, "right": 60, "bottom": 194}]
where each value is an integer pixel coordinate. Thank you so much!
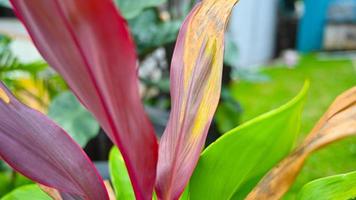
[
  {"left": 190, "top": 82, "right": 309, "bottom": 200},
  {"left": 298, "top": 171, "right": 356, "bottom": 200},
  {"left": 0, "top": 82, "right": 108, "bottom": 199},
  {"left": 156, "top": 0, "right": 239, "bottom": 199},
  {"left": 1, "top": 185, "right": 51, "bottom": 200},
  {"left": 246, "top": 86, "right": 356, "bottom": 200},
  {"left": 48, "top": 92, "right": 99, "bottom": 147},
  {"left": 109, "top": 147, "right": 135, "bottom": 200},
  {"left": 10, "top": 0, "right": 158, "bottom": 198}
]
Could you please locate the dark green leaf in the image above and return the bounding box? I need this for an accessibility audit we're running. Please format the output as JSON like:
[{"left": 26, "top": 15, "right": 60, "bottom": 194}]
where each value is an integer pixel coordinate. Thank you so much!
[
  {"left": 48, "top": 92, "right": 99, "bottom": 147},
  {"left": 115, "top": 0, "right": 166, "bottom": 19},
  {"left": 190, "top": 82, "right": 309, "bottom": 200},
  {"left": 128, "top": 9, "right": 181, "bottom": 56}
]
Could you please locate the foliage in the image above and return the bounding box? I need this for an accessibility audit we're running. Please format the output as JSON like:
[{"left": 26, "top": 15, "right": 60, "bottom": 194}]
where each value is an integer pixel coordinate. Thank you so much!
[
  {"left": 128, "top": 9, "right": 181, "bottom": 56},
  {"left": 298, "top": 171, "right": 356, "bottom": 200},
  {"left": 190, "top": 82, "right": 308, "bottom": 200},
  {"left": 115, "top": 0, "right": 166, "bottom": 19},
  {"left": 1, "top": 0, "right": 239, "bottom": 199},
  {"left": 230, "top": 54, "right": 356, "bottom": 198},
  {"left": 0, "top": 35, "right": 66, "bottom": 110},
  {"left": 48, "top": 92, "right": 99, "bottom": 147},
  {"left": 247, "top": 86, "right": 356, "bottom": 199},
  {"left": 0, "top": 1, "right": 355, "bottom": 200},
  {"left": 109, "top": 147, "right": 135, "bottom": 200},
  {"left": 1, "top": 185, "right": 50, "bottom": 200},
  {"left": 0, "top": 171, "right": 32, "bottom": 197}
]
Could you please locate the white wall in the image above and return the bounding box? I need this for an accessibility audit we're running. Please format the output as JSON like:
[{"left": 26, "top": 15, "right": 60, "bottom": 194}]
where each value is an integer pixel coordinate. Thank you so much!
[{"left": 229, "top": 0, "right": 279, "bottom": 69}]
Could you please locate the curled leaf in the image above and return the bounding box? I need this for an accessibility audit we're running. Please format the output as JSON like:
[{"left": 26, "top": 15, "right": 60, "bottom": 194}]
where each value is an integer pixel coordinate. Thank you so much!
[
  {"left": 156, "top": 0, "right": 239, "bottom": 199},
  {"left": 10, "top": 0, "right": 158, "bottom": 198},
  {"left": 0, "top": 82, "right": 108, "bottom": 199},
  {"left": 246, "top": 87, "right": 356, "bottom": 200}
]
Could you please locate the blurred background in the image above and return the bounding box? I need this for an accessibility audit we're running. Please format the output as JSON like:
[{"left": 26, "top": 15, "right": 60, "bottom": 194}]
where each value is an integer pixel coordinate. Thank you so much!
[{"left": 0, "top": 0, "right": 355, "bottom": 199}]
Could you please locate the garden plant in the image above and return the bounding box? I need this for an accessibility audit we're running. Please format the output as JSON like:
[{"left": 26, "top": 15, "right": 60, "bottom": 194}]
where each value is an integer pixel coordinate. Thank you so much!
[{"left": 0, "top": 0, "right": 355, "bottom": 200}]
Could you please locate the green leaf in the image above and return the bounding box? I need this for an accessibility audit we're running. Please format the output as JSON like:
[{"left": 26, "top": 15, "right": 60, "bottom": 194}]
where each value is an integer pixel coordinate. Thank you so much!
[
  {"left": 115, "top": 0, "right": 166, "bottom": 19},
  {"left": 48, "top": 91, "right": 99, "bottom": 147},
  {"left": 128, "top": 9, "right": 181, "bottom": 56},
  {"left": 0, "top": 170, "right": 33, "bottom": 197},
  {"left": 109, "top": 147, "right": 135, "bottom": 200},
  {"left": 179, "top": 185, "right": 190, "bottom": 200},
  {"left": 298, "top": 171, "right": 356, "bottom": 200},
  {"left": 0, "top": 160, "right": 8, "bottom": 171},
  {"left": 190, "top": 82, "right": 309, "bottom": 200},
  {"left": 1, "top": 185, "right": 51, "bottom": 200}
]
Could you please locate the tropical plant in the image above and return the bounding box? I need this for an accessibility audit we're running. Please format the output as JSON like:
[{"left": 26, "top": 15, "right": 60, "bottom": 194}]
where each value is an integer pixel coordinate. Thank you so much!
[{"left": 0, "top": 0, "right": 355, "bottom": 200}]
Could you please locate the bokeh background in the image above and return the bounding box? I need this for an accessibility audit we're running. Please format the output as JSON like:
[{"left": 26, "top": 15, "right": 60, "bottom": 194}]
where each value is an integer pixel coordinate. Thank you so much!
[{"left": 0, "top": 0, "right": 355, "bottom": 199}]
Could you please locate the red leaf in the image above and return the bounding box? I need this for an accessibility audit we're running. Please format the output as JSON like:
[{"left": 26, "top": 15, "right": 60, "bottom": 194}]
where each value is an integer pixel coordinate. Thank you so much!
[
  {"left": 10, "top": 0, "right": 158, "bottom": 199},
  {"left": 155, "top": 1, "right": 238, "bottom": 199},
  {"left": 0, "top": 82, "right": 108, "bottom": 200}
]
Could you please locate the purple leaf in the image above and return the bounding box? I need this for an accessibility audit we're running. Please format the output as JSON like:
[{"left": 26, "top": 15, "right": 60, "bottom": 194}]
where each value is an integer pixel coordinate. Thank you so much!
[{"left": 0, "top": 82, "right": 108, "bottom": 200}]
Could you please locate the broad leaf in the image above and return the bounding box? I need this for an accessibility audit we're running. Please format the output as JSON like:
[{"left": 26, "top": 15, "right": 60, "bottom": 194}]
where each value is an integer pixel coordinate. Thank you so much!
[
  {"left": 109, "top": 147, "right": 135, "bottom": 200},
  {"left": 0, "top": 82, "right": 108, "bottom": 199},
  {"left": 298, "top": 171, "right": 356, "bottom": 200},
  {"left": 247, "top": 86, "right": 356, "bottom": 200},
  {"left": 156, "top": 0, "right": 239, "bottom": 199},
  {"left": 1, "top": 185, "right": 51, "bottom": 200},
  {"left": 10, "top": 0, "right": 158, "bottom": 198},
  {"left": 190, "top": 82, "right": 309, "bottom": 200},
  {"left": 48, "top": 92, "right": 99, "bottom": 147},
  {"left": 128, "top": 9, "right": 181, "bottom": 56},
  {"left": 115, "top": 0, "right": 166, "bottom": 19}
]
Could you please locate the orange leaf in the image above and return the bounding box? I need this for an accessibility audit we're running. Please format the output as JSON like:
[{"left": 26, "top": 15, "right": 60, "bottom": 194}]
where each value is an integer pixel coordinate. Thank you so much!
[{"left": 246, "top": 87, "right": 356, "bottom": 200}]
